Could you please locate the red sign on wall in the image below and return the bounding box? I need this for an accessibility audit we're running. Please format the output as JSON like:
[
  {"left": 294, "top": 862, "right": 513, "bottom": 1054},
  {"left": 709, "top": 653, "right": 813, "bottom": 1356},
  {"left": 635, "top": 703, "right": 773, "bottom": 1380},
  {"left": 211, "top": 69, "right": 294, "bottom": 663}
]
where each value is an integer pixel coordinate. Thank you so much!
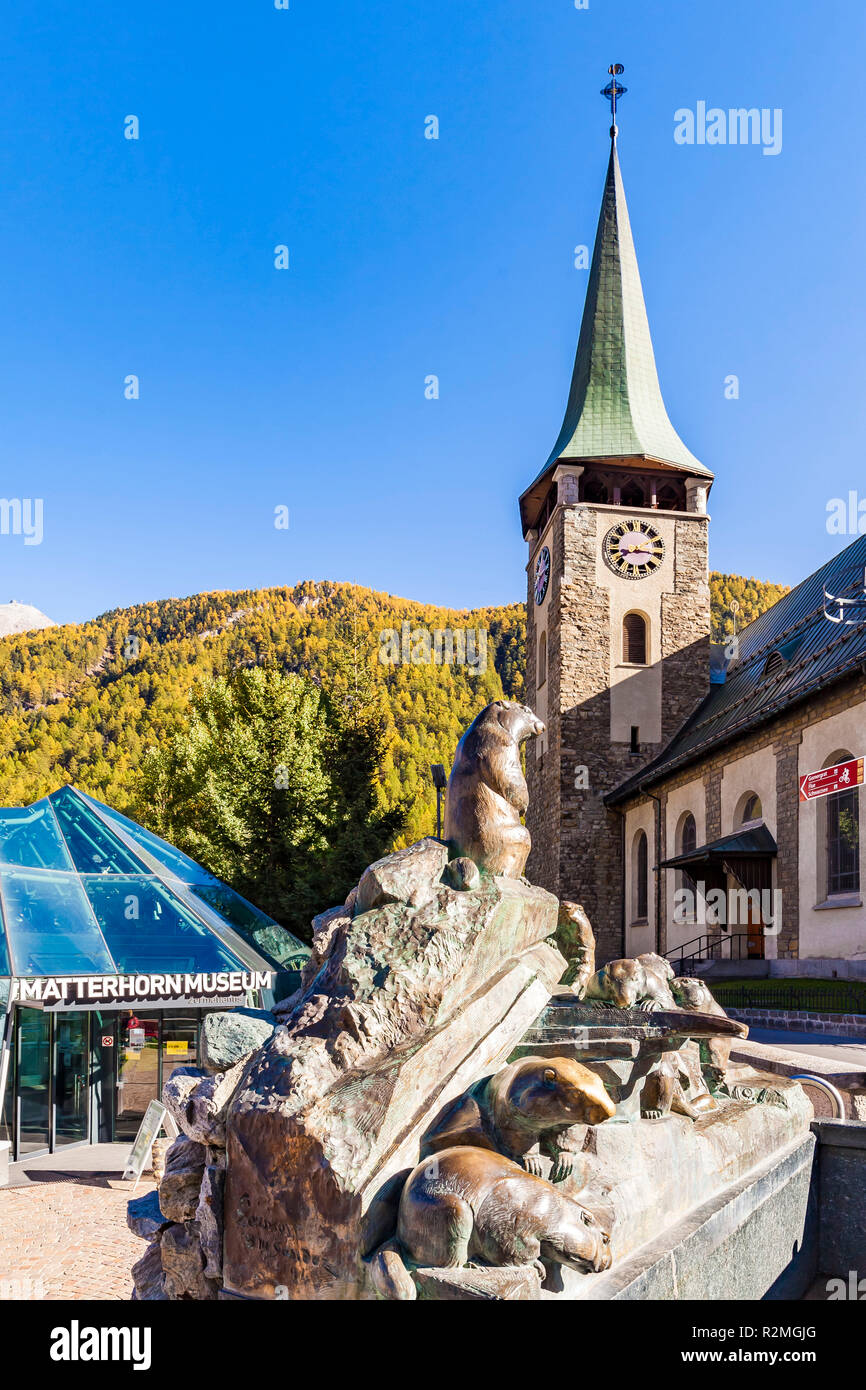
[{"left": 799, "top": 756, "right": 864, "bottom": 802}]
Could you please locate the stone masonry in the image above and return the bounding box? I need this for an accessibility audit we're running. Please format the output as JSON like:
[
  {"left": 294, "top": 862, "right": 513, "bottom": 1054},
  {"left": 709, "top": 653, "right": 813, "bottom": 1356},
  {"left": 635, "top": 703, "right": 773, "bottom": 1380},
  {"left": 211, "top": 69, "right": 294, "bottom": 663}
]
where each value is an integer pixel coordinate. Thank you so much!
[{"left": 527, "top": 501, "right": 710, "bottom": 965}]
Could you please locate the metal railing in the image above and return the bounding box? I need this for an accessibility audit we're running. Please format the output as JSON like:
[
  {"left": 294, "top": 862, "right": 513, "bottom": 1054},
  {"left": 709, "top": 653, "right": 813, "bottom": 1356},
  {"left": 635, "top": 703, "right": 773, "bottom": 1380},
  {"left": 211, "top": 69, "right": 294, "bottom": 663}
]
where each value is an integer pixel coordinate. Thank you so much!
[
  {"left": 666, "top": 932, "right": 753, "bottom": 975},
  {"left": 709, "top": 983, "right": 866, "bottom": 1016}
]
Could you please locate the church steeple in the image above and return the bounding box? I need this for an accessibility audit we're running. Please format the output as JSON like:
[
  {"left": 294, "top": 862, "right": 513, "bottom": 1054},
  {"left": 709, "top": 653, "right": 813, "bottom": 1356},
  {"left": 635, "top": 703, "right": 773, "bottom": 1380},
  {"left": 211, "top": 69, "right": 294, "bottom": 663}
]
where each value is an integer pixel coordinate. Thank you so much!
[{"left": 519, "top": 74, "right": 712, "bottom": 536}]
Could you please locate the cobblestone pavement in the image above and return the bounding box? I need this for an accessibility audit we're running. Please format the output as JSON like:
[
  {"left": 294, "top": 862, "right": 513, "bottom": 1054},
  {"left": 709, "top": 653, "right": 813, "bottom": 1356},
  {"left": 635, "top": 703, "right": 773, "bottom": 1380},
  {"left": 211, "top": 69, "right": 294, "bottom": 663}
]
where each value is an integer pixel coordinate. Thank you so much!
[{"left": 0, "top": 1176, "right": 155, "bottom": 1301}]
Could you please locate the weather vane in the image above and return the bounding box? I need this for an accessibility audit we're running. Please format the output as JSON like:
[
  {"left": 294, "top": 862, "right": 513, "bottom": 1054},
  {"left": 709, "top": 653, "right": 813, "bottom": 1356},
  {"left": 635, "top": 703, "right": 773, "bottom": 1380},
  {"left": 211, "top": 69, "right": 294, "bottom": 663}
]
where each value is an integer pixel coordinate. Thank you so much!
[{"left": 601, "top": 63, "right": 626, "bottom": 139}]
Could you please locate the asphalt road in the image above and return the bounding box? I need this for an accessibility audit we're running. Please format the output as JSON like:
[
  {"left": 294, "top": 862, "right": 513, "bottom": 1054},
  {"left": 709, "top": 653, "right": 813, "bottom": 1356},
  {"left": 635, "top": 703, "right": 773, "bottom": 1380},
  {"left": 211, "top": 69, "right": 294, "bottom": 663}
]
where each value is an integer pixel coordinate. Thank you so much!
[{"left": 748, "top": 1027, "right": 866, "bottom": 1069}]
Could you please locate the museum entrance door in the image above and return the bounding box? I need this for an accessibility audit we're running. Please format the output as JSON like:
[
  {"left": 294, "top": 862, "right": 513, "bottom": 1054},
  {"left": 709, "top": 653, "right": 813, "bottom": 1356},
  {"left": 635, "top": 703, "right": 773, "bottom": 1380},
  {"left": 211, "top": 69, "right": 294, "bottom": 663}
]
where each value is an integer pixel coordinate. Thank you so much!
[
  {"left": 54, "top": 1011, "right": 89, "bottom": 1147},
  {"left": 17, "top": 1009, "right": 51, "bottom": 1155}
]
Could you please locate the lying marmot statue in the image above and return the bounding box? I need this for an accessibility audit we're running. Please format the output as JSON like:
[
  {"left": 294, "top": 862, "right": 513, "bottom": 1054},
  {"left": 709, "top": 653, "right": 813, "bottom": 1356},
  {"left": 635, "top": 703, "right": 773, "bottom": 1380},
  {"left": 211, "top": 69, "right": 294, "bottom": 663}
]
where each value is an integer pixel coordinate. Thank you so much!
[
  {"left": 585, "top": 951, "right": 677, "bottom": 1010},
  {"left": 369, "top": 1146, "right": 612, "bottom": 1300},
  {"left": 444, "top": 700, "right": 544, "bottom": 877}
]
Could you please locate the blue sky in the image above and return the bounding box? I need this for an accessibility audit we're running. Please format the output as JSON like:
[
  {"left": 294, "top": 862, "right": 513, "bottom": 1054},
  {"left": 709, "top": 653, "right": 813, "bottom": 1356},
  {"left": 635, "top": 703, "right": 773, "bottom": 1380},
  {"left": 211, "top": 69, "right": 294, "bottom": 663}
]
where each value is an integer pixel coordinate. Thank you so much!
[{"left": 1, "top": 0, "right": 864, "bottom": 624}]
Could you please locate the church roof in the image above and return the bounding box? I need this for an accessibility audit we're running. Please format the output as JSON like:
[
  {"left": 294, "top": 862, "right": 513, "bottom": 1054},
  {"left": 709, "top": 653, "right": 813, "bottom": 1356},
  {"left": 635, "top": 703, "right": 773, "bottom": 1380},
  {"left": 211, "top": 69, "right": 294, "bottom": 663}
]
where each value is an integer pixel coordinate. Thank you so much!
[
  {"left": 520, "top": 138, "right": 711, "bottom": 534},
  {"left": 608, "top": 534, "right": 866, "bottom": 805}
]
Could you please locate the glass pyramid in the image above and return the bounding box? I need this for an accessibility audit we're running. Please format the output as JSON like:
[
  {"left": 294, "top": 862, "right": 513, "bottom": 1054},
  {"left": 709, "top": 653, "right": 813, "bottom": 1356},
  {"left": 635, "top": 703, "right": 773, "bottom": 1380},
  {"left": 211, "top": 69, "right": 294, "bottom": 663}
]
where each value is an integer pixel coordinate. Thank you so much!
[{"left": 0, "top": 786, "right": 309, "bottom": 983}]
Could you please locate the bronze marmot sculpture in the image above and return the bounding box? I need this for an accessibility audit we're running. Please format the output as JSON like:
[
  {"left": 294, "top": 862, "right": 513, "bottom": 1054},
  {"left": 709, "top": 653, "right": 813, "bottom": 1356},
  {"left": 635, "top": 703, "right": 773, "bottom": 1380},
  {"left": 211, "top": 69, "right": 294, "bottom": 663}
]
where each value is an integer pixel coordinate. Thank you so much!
[
  {"left": 670, "top": 976, "right": 748, "bottom": 1087},
  {"left": 369, "top": 1146, "right": 611, "bottom": 1300},
  {"left": 557, "top": 901, "right": 596, "bottom": 997},
  {"left": 421, "top": 1055, "right": 615, "bottom": 1173},
  {"left": 585, "top": 951, "right": 677, "bottom": 1010},
  {"left": 444, "top": 700, "right": 544, "bottom": 877}
]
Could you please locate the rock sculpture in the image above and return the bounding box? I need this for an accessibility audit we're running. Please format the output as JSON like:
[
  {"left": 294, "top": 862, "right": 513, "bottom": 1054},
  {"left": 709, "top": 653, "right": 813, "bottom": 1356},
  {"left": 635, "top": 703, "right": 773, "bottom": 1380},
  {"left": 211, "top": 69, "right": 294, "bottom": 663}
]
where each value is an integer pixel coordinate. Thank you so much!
[
  {"left": 221, "top": 836, "right": 564, "bottom": 1300},
  {"left": 126, "top": 703, "right": 813, "bottom": 1302},
  {"left": 369, "top": 1146, "right": 612, "bottom": 1301},
  {"left": 444, "top": 700, "right": 544, "bottom": 877}
]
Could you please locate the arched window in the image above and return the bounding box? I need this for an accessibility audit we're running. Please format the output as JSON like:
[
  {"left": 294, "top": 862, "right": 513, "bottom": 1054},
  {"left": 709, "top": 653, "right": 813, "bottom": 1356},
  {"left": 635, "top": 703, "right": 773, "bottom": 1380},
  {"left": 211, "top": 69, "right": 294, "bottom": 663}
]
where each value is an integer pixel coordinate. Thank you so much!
[
  {"left": 623, "top": 612, "right": 647, "bottom": 665},
  {"left": 822, "top": 751, "right": 860, "bottom": 897},
  {"left": 675, "top": 812, "right": 697, "bottom": 921},
  {"left": 621, "top": 479, "right": 645, "bottom": 509},
  {"left": 537, "top": 630, "right": 547, "bottom": 688},
  {"left": 634, "top": 830, "right": 649, "bottom": 921},
  {"left": 739, "top": 793, "right": 763, "bottom": 826}
]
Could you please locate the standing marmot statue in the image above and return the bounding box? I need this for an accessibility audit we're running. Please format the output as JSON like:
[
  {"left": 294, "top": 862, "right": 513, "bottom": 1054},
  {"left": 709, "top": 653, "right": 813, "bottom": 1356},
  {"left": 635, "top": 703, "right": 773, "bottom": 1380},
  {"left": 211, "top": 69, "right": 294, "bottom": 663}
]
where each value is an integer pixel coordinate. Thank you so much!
[{"left": 444, "top": 700, "right": 544, "bottom": 877}]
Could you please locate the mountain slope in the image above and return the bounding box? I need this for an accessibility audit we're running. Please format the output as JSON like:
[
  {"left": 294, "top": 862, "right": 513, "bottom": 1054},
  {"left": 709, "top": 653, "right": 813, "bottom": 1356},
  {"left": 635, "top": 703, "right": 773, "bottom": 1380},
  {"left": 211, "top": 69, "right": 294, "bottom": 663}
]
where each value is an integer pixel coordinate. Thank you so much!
[
  {"left": 0, "top": 601, "right": 55, "bottom": 638},
  {"left": 0, "top": 574, "right": 785, "bottom": 844}
]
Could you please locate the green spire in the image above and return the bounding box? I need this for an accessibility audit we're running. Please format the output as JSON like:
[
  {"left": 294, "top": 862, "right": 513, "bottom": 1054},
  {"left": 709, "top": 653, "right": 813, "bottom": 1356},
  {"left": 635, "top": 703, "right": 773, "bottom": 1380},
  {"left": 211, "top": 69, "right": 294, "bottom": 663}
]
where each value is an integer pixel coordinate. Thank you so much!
[{"left": 543, "top": 139, "right": 711, "bottom": 477}]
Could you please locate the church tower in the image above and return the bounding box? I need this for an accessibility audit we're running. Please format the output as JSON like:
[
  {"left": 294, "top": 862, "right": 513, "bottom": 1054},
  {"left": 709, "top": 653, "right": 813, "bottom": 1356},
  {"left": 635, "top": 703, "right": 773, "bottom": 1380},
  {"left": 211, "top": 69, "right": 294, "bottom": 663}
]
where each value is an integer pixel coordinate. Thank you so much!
[{"left": 521, "top": 70, "right": 713, "bottom": 963}]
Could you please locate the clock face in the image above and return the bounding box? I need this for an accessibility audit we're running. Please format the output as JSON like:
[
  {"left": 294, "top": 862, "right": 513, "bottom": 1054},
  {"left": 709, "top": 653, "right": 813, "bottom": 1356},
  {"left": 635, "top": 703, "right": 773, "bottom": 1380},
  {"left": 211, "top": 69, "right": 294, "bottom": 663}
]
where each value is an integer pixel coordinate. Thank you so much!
[
  {"left": 602, "top": 519, "right": 665, "bottom": 580},
  {"left": 534, "top": 546, "right": 550, "bottom": 605}
]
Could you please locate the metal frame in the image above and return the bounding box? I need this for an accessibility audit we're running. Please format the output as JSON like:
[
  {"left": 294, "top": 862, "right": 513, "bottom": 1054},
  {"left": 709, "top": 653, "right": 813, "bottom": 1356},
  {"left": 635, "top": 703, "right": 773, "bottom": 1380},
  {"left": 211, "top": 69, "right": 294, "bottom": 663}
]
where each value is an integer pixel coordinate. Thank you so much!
[{"left": 11, "top": 1005, "right": 93, "bottom": 1161}]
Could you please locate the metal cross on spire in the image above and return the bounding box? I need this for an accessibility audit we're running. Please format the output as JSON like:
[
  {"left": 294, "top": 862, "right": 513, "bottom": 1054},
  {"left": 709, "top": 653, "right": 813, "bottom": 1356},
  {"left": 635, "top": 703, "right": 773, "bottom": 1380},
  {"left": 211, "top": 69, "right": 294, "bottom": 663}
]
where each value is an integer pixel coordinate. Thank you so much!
[{"left": 601, "top": 63, "right": 626, "bottom": 140}]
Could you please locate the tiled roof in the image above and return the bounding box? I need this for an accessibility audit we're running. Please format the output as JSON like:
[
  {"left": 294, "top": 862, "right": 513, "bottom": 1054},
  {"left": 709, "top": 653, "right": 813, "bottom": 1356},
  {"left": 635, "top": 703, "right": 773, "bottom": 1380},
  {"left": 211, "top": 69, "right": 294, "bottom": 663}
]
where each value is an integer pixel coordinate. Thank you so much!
[{"left": 608, "top": 534, "right": 866, "bottom": 805}]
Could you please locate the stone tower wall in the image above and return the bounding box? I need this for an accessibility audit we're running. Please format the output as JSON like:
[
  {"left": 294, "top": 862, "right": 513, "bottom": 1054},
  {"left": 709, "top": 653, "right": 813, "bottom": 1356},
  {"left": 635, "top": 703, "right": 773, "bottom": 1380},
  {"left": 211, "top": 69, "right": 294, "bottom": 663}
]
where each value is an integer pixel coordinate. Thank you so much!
[{"left": 526, "top": 502, "right": 711, "bottom": 965}]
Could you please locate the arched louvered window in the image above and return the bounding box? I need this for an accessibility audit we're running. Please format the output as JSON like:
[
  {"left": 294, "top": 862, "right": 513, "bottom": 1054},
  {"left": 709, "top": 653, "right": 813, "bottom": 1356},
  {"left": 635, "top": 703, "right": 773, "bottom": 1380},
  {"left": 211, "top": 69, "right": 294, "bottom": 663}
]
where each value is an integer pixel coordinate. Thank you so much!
[
  {"left": 538, "top": 630, "right": 547, "bottom": 688},
  {"left": 623, "top": 612, "right": 648, "bottom": 665}
]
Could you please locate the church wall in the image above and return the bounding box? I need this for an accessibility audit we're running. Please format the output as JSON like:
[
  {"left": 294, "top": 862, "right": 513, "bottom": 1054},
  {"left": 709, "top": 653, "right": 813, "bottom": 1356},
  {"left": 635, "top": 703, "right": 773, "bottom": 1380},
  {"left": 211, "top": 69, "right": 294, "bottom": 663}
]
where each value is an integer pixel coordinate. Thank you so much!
[
  {"left": 525, "top": 510, "right": 561, "bottom": 899},
  {"left": 526, "top": 496, "right": 712, "bottom": 965},
  {"left": 799, "top": 701, "right": 866, "bottom": 961},
  {"left": 616, "top": 671, "right": 866, "bottom": 965},
  {"left": 624, "top": 799, "right": 656, "bottom": 958},
  {"left": 663, "top": 776, "right": 706, "bottom": 955}
]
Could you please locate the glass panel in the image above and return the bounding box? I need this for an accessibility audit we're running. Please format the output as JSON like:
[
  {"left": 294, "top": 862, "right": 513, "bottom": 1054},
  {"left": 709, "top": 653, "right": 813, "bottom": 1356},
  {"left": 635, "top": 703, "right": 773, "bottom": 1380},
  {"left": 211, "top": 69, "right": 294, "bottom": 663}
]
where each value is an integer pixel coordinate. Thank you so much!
[
  {"left": 116, "top": 1011, "right": 159, "bottom": 1141},
  {"left": 161, "top": 1013, "right": 197, "bottom": 1073},
  {"left": 54, "top": 1011, "right": 89, "bottom": 1146},
  {"left": 190, "top": 883, "right": 308, "bottom": 967},
  {"left": 0, "top": 799, "right": 74, "bottom": 871},
  {"left": 17, "top": 1009, "right": 51, "bottom": 1155},
  {"left": 828, "top": 788, "right": 860, "bottom": 896},
  {"left": 49, "top": 787, "right": 143, "bottom": 875},
  {"left": 0, "top": 918, "right": 10, "bottom": 975},
  {"left": 1, "top": 1007, "right": 15, "bottom": 1146},
  {"left": 2, "top": 870, "right": 115, "bottom": 975},
  {"left": 75, "top": 791, "right": 215, "bottom": 883},
  {"left": 83, "top": 876, "right": 243, "bottom": 973}
]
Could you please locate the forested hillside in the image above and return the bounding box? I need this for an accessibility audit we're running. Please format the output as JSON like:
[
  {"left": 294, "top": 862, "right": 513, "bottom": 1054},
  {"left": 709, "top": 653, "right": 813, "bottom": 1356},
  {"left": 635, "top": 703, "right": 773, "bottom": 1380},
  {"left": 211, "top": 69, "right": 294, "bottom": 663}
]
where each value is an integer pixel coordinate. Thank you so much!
[
  {"left": 0, "top": 572, "right": 784, "bottom": 846},
  {"left": 710, "top": 573, "right": 790, "bottom": 642}
]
